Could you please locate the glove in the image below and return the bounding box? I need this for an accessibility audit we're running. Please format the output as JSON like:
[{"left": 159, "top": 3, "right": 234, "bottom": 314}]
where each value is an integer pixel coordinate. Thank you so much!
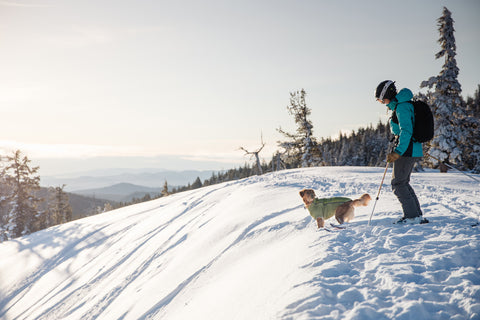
[{"left": 387, "top": 152, "right": 401, "bottom": 163}]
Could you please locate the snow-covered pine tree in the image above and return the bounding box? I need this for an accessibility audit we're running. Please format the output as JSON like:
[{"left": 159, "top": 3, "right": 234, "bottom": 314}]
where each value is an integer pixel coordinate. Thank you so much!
[
  {"left": 0, "top": 158, "right": 10, "bottom": 241},
  {"left": 460, "top": 85, "right": 480, "bottom": 173},
  {"left": 368, "top": 122, "right": 390, "bottom": 166},
  {"left": 47, "top": 185, "right": 72, "bottom": 226},
  {"left": 460, "top": 116, "right": 480, "bottom": 173},
  {"left": 2, "top": 150, "right": 42, "bottom": 239},
  {"left": 317, "top": 138, "right": 335, "bottom": 166},
  {"left": 338, "top": 133, "right": 351, "bottom": 166},
  {"left": 103, "top": 203, "right": 114, "bottom": 212},
  {"left": 466, "top": 85, "right": 480, "bottom": 118},
  {"left": 420, "top": 7, "right": 465, "bottom": 169},
  {"left": 277, "top": 89, "right": 318, "bottom": 167},
  {"left": 308, "top": 121, "right": 389, "bottom": 167}
]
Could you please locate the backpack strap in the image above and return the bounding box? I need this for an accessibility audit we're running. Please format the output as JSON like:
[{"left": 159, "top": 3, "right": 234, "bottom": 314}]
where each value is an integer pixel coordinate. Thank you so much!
[{"left": 391, "top": 106, "right": 399, "bottom": 124}]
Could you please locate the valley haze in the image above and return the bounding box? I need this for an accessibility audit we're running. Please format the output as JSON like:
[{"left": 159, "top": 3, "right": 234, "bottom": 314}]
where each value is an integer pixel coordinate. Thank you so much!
[{"left": 41, "top": 167, "right": 216, "bottom": 192}]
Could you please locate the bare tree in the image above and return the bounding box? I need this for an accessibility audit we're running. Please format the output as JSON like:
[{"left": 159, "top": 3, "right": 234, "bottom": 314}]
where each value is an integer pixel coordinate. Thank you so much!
[{"left": 240, "top": 135, "right": 266, "bottom": 175}]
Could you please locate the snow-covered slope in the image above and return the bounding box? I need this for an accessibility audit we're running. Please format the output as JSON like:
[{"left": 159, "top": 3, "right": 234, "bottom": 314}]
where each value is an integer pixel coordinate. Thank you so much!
[{"left": 1, "top": 167, "right": 479, "bottom": 320}]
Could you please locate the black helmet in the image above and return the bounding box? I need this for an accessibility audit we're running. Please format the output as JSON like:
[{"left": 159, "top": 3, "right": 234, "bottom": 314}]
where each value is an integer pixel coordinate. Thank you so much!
[{"left": 375, "top": 80, "right": 397, "bottom": 101}]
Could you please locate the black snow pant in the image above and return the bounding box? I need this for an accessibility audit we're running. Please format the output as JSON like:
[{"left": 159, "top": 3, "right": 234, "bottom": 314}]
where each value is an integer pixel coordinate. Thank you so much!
[{"left": 391, "top": 156, "right": 423, "bottom": 219}]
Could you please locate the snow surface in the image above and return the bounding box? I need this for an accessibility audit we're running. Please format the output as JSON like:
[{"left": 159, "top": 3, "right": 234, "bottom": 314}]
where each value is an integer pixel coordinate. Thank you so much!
[{"left": 0, "top": 167, "right": 479, "bottom": 320}]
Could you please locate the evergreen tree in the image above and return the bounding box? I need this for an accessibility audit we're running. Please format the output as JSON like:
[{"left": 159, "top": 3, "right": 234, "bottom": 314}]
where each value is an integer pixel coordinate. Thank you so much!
[
  {"left": 465, "top": 85, "right": 480, "bottom": 118},
  {"left": 338, "top": 133, "right": 350, "bottom": 166},
  {"left": 420, "top": 7, "right": 464, "bottom": 168},
  {"left": 191, "top": 177, "right": 202, "bottom": 189},
  {"left": 271, "top": 152, "right": 286, "bottom": 171},
  {"left": 461, "top": 86, "right": 480, "bottom": 173},
  {"left": 103, "top": 203, "right": 114, "bottom": 212},
  {"left": 459, "top": 113, "right": 480, "bottom": 173},
  {"left": 161, "top": 180, "right": 170, "bottom": 197},
  {"left": 0, "top": 158, "right": 10, "bottom": 241},
  {"left": 2, "top": 150, "right": 42, "bottom": 239},
  {"left": 310, "top": 122, "right": 390, "bottom": 167},
  {"left": 318, "top": 138, "right": 335, "bottom": 166},
  {"left": 47, "top": 185, "right": 73, "bottom": 226},
  {"left": 277, "top": 89, "right": 317, "bottom": 167}
]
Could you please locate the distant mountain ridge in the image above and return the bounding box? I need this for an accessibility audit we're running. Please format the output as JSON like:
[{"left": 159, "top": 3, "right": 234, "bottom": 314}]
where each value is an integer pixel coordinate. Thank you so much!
[
  {"left": 74, "top": 183, "right": 163, "bottom": 202},
  {"left": 41, "top": 169, "right": 215, "bottom": 192}
]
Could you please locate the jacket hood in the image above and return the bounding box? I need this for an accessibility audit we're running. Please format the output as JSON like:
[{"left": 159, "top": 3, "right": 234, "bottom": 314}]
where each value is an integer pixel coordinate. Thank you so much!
[{"left": 387, "top": 88, "right": 413, "bottom": 110}]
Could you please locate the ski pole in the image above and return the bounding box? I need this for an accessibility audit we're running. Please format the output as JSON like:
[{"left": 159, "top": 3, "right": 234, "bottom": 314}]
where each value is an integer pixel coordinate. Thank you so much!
[
  {"left": 426, "top": 153, "right": 480, "bottom": 183},
  {"left": 368, "top": 161, "right": 390, "bottom": 226}
]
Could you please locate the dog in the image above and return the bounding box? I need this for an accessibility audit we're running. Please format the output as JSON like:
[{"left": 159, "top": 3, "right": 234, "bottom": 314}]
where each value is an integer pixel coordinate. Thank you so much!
[{"left": 299, "top": 189, "right": 372, "bottom": 228}]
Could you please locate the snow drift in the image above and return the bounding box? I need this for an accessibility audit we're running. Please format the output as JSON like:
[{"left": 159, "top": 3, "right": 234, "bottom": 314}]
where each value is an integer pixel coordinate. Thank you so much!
[{"left": 0, "top": 167, "right": 479, "bottom": 320}]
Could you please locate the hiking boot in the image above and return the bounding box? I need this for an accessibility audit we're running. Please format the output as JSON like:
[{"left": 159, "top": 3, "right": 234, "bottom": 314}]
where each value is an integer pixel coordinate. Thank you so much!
[{"left": 395, "top": 217, "right": 429, "bottom": 225}]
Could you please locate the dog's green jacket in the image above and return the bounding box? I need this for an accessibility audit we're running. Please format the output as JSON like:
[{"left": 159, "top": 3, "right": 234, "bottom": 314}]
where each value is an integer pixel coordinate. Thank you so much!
[{"left": 307, "top": 197, "right": 352, "bottom": 219}]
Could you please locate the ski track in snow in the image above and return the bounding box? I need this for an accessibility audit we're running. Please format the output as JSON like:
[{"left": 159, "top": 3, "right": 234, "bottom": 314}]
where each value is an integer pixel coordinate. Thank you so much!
[{"left": 0, "top": 167, "right": 479, "bottom": 320}]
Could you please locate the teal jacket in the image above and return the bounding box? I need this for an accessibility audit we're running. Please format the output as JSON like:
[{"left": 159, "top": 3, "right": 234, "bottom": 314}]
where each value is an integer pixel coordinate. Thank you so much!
[
  {"left": 307, "top": 197, "right": 352, "bottom": 220},
  {"left": 387, "top": 88, "right": 423, "bottom": 157}
]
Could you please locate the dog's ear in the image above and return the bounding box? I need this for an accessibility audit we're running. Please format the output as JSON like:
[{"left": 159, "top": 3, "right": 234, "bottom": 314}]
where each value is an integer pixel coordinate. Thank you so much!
[{"left": 299, "top": 190, "right": 305, "bottom": 197}]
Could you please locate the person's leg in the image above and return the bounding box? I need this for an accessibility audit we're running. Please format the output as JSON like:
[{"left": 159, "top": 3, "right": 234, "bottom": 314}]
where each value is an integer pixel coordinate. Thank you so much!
[{"left": 391, "top": 157, "right": 422, "bottom": 218}]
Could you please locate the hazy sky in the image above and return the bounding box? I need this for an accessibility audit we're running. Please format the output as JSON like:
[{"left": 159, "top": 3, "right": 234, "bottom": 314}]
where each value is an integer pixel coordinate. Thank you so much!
[{"left": 1, "top": 0, "right": 479, "bottom": 175}]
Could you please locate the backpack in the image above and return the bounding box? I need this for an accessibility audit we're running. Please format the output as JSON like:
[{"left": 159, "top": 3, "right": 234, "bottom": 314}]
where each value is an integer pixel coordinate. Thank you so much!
[{"left": 391, "top": 100, "right": 434, "bottom": 143}]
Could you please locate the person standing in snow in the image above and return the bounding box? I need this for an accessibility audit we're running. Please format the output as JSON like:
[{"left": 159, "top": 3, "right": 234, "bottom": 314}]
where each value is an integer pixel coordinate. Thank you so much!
[{"left": 375, "top": 80, "right": 428, "bottom": 224}]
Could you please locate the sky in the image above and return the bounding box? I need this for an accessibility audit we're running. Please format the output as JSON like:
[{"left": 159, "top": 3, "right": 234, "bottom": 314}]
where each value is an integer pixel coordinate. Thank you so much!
[{"left": 1, "top": 0, "right": 479, "bottom": 176}]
